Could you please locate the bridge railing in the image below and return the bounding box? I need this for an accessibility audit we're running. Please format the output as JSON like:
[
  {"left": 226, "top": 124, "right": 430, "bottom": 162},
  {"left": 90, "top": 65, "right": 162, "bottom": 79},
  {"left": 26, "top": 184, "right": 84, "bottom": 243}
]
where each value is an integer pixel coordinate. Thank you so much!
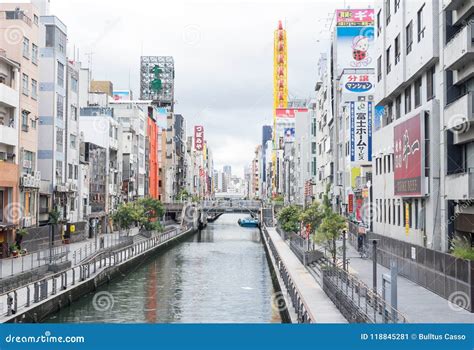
[{"left": 0, "top": 226, "right": 191, "bottom": 322}]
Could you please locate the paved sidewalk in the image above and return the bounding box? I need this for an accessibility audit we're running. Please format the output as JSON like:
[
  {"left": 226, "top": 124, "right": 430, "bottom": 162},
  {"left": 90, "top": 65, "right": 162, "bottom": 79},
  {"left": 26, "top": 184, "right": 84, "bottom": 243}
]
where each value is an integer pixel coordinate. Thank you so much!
[
  {"left": 267, "top": 227, "right": 347, "bottom": 323},
  {"left": 0, "top": 229, "right": 139, "bottom": 280},
  {"left": 344, "top": 242, "right": 474, "bottom": 323}
]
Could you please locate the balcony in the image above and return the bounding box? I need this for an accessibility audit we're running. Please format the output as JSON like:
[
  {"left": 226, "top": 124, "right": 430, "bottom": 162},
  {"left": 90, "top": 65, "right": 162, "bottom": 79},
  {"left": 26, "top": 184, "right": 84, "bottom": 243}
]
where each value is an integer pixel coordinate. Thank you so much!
[
  {"left": 445, "top": 168, "right": 474, "bottom": 200},
  {"left": 444, "top": 24, "right": 474, "bottom": 70},
  {"left": 444, "top": 91, "right": 474, "bottom": 131},
  {"left": 0, "top": 83, "right": 19, "bottom": 108},
  {"left": 445, "top": 0, "right": 474, "bottom": 26},
  {"left": 0, "top": 124, "right": 17, "bottom": 146}
]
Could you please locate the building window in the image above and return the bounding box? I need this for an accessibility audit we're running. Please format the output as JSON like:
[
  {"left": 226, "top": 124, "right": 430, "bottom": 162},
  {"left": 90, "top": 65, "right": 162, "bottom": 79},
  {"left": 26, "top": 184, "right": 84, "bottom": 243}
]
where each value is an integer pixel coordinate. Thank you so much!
[
  {"left": 71, "top": 77, "right": 78, "bottom": 92},
  {"left": 57, "top": 95, "right": 64, "bottom": 119},
  {"left": 395, "top": 94, "right": 402, "bottom": 119},
  {"left": 34, "top": 14, "right": 38, "bottom": 25},
  {"left": 406, "top": 21, "right": 413, "bottom": 54},
  {"left": 414, "top": 199, "right": 419, "bottom": 229},
  {"left": 70, "top": 134, "right": 77, "bottom": 148},
  {"left": 394, "top": 34, "right": 400, "bottom": 64},
  {"left": 74, "top": 165, "right": 78, "bottom": 180},
  {"left": 22, "top": 73, "right": 29, "bottom": 96},
  {"left": 22, "top": 151, "right": 35, "bottom": 174},
  {"left": 32, "top": 44, "right": 38, "bottom": 65},
  {"left": 388, "top": 199, "right": 391, "bottom": 224},
  {"left": 417, "top": 4, "right": 425, "bottom": 42},
  {"left": 405, "top": 85, "right": 412, "bottom": 114},
  {"left": 31, "top": 116, "right": 37, "bottom": 129},
  {"left": 377, "top": 10, "right": 382, "bottom": 36},
  {"left": 385, "top": 0, "right": 391, "bottom": 25},
  {"left": 377, "top": 55, "right": 382, "bottom": 81},
  {"left": 392, "top": 200, "right": 396, "bottom": 225},
  {"left": 395, "top": 0, "right": 400, "bottom": 13},
  {"left": 57, "top": 62, "right": 65, "bottom": 87},
  {"left": 414, "top": 77, "right": 422, "bottom": 108},
  {"left": 21, "top": 110, "right": 29, "bottom": 131},
  {"left": 387, "top": 102, "right": 393, "bottom": 124},
  {"left": 22, "top": 37, "right": 29, "bottom": 58},
  {"left": 397, "top": 202, "right": 401, "bottom": 226},
  {"left": 71, "top": 105, "right": 78, "bottom": 121},
  {"left": 386, "top": 46, "right": 391, "bottom": 74},
  {"left": 31, "top": 79, "right": 38, "bottom": 100},
  {"left": 427, "top": 66, "right": 435, "bottom": 100},
  {"left": 68, "top": 163, "right": 73, "bottom": 179},
  {"left": 56, "top": 160, "right": 63, "bottom": 184},
  {"left": 56, "top": 127, "right": 63, "bottom": 151}
]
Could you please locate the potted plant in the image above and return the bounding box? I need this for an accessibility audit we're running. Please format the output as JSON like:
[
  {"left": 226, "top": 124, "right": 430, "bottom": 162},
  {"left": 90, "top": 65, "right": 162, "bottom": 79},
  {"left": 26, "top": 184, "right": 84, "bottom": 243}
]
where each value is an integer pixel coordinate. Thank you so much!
[
  {"left": 9, "top": 243, "right": 18, "bottom": 257},
  {"left": 15, "top": 228, "right": 28, "bottom": 249}
]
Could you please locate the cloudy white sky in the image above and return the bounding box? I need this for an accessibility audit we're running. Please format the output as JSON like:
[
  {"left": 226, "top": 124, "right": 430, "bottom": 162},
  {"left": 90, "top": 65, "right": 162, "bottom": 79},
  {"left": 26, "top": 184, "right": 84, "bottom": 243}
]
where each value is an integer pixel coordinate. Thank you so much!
[{"left": 12, "top": 0, "right": 371, "bottom": 177}]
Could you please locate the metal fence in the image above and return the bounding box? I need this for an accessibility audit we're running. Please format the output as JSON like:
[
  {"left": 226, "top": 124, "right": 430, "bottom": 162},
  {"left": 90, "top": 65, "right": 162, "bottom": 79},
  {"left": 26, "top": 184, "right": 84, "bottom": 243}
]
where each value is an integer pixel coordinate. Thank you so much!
[
  {"left": 322, "top": 264, "right": 408, "bottom": 323},
  {"left": 0, "top": 233, "right": 125, "bottom": 280},
  {"left": 262, "top": 226, "right": 313, "bottom": 323},
  {"left": 0, "top": 227, "right": 187, "bottom": 320}
]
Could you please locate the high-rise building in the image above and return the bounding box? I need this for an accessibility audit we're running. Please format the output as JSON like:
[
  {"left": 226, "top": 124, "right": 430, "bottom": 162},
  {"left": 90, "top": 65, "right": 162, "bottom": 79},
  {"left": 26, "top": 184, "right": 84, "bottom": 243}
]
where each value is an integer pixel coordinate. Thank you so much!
[
  {"left": 442, "top": 0, "right": 474, "bottom": 250},
  {"left": 37, "top": 14, "right": 80, "bottom": 230},
  {"left": 373, "top": 0, "right": 441, "bottom": 248}
]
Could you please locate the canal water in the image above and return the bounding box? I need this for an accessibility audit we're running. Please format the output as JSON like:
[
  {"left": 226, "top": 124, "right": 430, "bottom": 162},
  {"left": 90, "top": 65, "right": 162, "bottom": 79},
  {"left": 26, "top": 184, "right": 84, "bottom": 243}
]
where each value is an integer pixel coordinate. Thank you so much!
[{"left": 45, "top": 214, "right": 281, "bottom": 323}]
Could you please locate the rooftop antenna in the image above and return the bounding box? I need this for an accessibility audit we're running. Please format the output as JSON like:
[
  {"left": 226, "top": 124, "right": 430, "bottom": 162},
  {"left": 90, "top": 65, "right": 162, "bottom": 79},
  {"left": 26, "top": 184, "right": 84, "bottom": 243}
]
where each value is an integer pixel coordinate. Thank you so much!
[{"left": 85, "top": 50, "right": 94, "bottom": 72}]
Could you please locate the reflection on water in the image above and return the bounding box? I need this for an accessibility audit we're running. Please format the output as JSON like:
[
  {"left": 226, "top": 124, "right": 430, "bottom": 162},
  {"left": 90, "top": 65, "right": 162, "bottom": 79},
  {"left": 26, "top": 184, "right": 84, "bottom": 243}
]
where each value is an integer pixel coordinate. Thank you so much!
[{"left": 45, "top": 214, "right": 281, "bottom": 323}]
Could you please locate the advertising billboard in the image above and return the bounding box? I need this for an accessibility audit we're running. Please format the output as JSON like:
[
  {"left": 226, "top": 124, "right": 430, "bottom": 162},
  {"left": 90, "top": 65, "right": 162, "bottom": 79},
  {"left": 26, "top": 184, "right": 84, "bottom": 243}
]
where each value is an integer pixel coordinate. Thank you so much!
[
  {"left": 113, "top": 90, "right": 132, "bottom": 101},
  {"left": 350, "top": 98, "right": 372, "bottom": 164},
  {"left": 194, "top": 125, "right": 204, "bottom": 151},
  {"left": 274, "top": 108, "right": 308, "bottom": 148},
  {"left": 341, "top": 73, "right": 374, "bottom": 94},
  {"left": 335, "top": 9, "right": 375, "bottom": 75},
  {"left": 336, "top": 9, "right": 374, "bottom": 27},
  {"left": 394, "top": 114, "right": 424, "bottom": 197},
  {"left": 154, "top": 107, "right": 168, "bottom": 129}
]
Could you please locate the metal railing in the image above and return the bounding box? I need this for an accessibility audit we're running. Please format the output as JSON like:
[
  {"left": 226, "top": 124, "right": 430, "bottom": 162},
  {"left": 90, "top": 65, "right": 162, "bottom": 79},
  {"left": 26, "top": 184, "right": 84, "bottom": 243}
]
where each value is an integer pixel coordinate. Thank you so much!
[
  {"left": 262, "top": 226, "right": 313, "bottom": 323},
  {"left": 0, "top": 227, "right": 188, "bottom": 321},
  {"left": 0, "top": 233, "right": 126, "bottom": 281},
  {"left": 322, "top": 264, "right": 408, "bottom": 323}
]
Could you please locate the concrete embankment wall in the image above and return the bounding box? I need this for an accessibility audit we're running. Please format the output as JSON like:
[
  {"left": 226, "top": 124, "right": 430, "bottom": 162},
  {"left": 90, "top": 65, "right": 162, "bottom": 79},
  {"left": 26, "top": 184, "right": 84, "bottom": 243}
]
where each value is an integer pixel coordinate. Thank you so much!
[
  {"left": 259, "top": 227, "right": 293, "bottom": 323},
  {"left": 4, "top": 228, "right": 198, "bottom": 323}
]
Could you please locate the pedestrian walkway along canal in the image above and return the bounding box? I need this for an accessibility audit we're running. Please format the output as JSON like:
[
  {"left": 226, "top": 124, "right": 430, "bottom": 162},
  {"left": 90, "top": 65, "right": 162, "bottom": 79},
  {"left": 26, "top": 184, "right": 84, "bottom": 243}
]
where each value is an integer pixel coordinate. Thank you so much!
[{"left": 45, "top": 214, "right": 281, "bottom": 323}]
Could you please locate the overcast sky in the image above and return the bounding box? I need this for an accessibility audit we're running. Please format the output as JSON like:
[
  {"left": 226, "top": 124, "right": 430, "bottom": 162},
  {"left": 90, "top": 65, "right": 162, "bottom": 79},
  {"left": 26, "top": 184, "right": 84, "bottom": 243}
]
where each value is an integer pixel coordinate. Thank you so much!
[{"left": 12, "top": 0, "right": 371, "bottom": 177}]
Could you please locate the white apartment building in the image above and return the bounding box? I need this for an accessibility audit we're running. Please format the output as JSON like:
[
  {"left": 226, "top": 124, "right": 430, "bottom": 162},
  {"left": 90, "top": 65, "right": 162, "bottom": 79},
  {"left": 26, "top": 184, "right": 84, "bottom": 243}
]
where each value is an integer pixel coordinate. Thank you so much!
[
  {"left": 373, "top": 0, "right": 442, "bottom": 249},
  {"left": 110, "top": 101, "right": 148, "bottom": 200},
  {"left": 441, "top": 0, "right": 474, "bottom": 248},
  {"left": 79, "top": 100, "right": 122, "bottom": 231},
  {"left": 0, "top": 51, "right": 20, "bottom": 254},
  {"left": 37, "top": 15, "right": 77, "bottom": 226},
  {"left": 315, "top": 53, "right": 335, "bottom": 203}
]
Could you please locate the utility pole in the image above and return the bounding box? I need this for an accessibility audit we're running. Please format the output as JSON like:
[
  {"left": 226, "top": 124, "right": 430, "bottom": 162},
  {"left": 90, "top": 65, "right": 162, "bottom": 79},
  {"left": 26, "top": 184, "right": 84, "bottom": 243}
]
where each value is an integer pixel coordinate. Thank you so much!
[
  {"left": 372, "top": 239, "right": 378, "bottom": 293},
  {"left": 342, "top": 229, "right": 347, "bottom": 271}
]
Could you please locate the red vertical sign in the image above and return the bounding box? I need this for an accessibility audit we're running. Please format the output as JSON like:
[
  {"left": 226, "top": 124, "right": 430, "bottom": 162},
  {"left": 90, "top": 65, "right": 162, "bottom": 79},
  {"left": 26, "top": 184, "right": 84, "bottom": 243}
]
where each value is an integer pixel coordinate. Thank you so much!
[
  {"left": 348, "top": 194, "right": 354, "bottom": 214},
  {"left": 394, "top": 114, "right": 423, "bottom": 196}
]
